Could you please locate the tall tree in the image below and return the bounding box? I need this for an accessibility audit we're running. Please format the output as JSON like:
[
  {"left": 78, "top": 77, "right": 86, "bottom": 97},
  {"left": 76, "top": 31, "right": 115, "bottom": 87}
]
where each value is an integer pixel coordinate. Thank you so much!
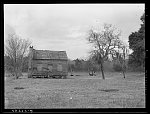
[
  {"left": 5, "top": 33, "right": 31, "bottom": 79},
  {"left": 74, "top": 59, "right": 82, "bottom": 71},
  {"left": 112, "top": 43, "right": 129, "bottom": 78},
  {"left": 87, "top": 23, "right": 122, "bottom": 79},
  {"left": 128, "top": 12, "right": 145, "bottom": 68}
]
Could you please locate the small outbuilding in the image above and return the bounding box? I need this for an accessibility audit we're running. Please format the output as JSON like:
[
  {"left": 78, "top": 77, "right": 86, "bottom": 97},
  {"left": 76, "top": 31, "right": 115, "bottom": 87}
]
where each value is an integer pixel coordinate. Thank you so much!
[{"left": 28, "top": 46, "right": 68, "bottom": 78}]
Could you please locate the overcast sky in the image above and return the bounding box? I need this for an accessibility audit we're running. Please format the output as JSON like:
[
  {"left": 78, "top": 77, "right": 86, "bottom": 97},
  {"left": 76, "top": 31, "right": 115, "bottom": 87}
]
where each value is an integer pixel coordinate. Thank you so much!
[{"left": 4, "top": 4, "right": 145, "bottom": 60}]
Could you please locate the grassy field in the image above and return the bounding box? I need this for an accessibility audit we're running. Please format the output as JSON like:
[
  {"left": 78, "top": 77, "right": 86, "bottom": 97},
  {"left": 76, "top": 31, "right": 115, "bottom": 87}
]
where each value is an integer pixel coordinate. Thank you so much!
[{"left": 4, "top": 72, "right": 145, "bottom": 109}]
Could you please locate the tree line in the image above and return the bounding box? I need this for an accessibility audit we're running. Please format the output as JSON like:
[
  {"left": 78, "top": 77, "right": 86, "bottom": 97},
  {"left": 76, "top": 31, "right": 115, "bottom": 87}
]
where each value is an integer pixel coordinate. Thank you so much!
[
  {"left": 128, "top": 12, "right": 145, "bottom": 71},
  {"left": 4, "top": 56, "right": 127, "bottom": 73}
]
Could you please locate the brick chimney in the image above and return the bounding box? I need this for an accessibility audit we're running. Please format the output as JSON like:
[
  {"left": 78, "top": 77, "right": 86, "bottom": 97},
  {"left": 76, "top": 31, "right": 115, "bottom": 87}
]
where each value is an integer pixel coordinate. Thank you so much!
[
  {"left": 28, "top": 46, "right": 34, "bottom": 69},
  {"left": 29, "top": 46, "right": 33, "bottom": 58}
]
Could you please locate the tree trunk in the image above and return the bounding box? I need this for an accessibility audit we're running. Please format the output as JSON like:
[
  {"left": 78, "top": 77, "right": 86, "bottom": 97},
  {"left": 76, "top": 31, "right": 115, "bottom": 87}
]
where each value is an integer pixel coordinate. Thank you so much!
[
  {"left": 19, "top": 60, "right": 23, "bottom": 77},
  {"left": 15, "top": 70, "right": 19, "bottom": 79},
  {"left": 123, "top": 65, "right": 126, "bottom": 78},
  {"left": 122, "top": 61, "right": 126, "bottom": 78},
  {"left": 122, "top": 69, "right": 125, "bottom": 78},
  {"left": 100, "top": 62, "right": 105, "bottom": 79}
]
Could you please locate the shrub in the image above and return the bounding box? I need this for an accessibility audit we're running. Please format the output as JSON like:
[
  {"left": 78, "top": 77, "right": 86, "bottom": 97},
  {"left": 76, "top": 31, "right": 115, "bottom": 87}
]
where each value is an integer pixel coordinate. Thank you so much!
[{"left": 113, "top": 63, "right": 122, "bottom": 72}]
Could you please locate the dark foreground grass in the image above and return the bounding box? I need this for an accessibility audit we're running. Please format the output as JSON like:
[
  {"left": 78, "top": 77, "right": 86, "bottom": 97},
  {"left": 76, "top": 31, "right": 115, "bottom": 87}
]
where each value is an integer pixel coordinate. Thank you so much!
[{"left": 4, "top": 72, "right": 145, "bottom": 108}]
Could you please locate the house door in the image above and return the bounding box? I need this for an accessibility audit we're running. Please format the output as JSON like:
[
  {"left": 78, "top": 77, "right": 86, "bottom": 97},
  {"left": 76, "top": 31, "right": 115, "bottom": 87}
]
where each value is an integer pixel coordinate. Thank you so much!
[{"left": 57, "top": 64, "right": 62, "bottom": 71}]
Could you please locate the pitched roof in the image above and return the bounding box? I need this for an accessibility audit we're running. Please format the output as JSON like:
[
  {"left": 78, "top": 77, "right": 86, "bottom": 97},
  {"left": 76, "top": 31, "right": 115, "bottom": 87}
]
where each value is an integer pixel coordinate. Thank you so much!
[{"left": 33, "top": 50, "right": 68, "bottom": 60}]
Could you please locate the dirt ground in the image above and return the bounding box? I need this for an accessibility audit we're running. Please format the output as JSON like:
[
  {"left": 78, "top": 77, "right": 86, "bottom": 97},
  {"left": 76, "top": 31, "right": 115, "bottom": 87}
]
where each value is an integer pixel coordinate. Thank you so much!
[{"left": 4, "top": 72, "right": 145, "bottom": 108}]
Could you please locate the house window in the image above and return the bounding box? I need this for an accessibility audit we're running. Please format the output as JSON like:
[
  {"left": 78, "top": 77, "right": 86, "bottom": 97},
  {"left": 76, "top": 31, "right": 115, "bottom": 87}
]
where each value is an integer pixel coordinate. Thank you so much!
[
  {"left": 48, "top": 65, "right": 53, "bottom": 72},
  {"left": 57, "top": 64, "right": 62, "bottom": 71},
  {"left": 33, "top": 67, "right": 37, "bottom": 71}
]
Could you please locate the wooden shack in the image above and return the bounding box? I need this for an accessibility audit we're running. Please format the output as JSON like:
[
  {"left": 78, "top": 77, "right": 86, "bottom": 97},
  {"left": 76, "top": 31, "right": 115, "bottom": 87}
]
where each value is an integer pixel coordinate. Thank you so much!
[{"left": 28, "top": 46, "right": 68, "bottom": 78}]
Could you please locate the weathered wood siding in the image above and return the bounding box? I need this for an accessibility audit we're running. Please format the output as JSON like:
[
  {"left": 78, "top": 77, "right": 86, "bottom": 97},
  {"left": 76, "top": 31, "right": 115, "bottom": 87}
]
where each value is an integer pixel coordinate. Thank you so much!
[{"left": 31, "top": 59, "right": 68, "bottom": 76}]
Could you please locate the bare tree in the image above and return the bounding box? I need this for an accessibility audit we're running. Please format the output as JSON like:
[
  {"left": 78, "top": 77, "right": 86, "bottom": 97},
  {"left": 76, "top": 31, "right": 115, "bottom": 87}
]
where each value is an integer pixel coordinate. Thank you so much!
[
  {"left": 87, "top": 24, "right": 122, "bottom": 79},
  {"left": 5, "top": 33, "right": 31, "bottom": 79}
]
